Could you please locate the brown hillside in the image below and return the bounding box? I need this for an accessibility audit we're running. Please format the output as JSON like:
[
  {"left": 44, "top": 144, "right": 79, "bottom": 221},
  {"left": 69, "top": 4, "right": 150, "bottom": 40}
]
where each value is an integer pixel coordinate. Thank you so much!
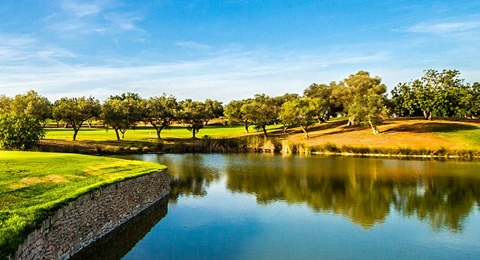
[{"left": 284, "top": 118, "right": 480, "bottom": 150}]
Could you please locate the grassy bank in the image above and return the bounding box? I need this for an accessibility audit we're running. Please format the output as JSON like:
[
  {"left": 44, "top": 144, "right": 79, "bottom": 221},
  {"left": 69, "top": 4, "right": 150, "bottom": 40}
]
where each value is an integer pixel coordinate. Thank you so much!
[
  {"left": 38, "top": 118, "right": 480, "bottom": 158},
  {"left": 0, "top": 151, "right": 165, "bottom": 258}
]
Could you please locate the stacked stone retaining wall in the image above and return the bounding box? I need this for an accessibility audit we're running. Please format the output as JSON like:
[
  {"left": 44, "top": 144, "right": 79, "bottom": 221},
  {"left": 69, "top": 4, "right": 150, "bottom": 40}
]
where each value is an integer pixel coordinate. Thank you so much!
[{"left": 12, "top": 170, "right": 170, "bottom": 260}]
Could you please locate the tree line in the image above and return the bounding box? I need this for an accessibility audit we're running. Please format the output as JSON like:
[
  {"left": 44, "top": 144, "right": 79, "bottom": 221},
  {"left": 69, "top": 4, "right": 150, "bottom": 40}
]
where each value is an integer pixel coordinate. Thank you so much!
[{"left": 1, "top": 69, "right": 479, "bottom": 148}]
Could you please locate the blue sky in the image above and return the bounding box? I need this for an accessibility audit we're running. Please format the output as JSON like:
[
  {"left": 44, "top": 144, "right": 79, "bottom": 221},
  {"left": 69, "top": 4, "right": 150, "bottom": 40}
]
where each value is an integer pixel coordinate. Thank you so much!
[{"left": 1, "top": 0, "right": 479, "bottom": 102}]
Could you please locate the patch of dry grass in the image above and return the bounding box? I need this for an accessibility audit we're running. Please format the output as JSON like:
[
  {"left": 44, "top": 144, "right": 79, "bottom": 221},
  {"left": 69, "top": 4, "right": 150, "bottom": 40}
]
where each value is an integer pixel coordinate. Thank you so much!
[{"left": 286, "top": 118, "right": 480, "bottom": 151}]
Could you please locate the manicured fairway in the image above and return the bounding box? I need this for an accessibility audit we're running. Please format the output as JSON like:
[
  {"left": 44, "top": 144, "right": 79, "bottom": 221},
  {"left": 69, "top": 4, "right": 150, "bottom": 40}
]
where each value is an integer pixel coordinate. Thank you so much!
[
  {"left": 0, "top": 151, "right": 165, "bottom": 257},
  {"left": 44, "top": 124, "right": 283, "bottom": 141}
]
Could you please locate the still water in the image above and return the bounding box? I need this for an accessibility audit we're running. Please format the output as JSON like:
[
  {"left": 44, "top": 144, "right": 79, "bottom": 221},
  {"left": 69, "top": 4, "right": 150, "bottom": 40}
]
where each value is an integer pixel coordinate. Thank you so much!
[{"left": 82, "top": 154, "right": 480, "bottom": 259}]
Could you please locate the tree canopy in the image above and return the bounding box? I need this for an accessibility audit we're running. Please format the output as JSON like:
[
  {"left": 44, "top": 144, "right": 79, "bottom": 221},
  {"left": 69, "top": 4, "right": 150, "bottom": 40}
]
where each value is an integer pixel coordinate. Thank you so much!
[
  {"left": 52, "top": 97, "right": 101, "bottom": 141},
  {"left": 1, "top": 69, "right": 478, "bottom": 142},
  {"left": 102, "top": 93, "right": 144, "bottom": 141}
]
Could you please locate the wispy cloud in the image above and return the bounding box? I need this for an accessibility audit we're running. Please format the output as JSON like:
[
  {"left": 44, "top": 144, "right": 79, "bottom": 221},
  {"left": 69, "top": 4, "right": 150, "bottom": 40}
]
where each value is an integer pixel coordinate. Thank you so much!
[
  {"left": 105, "top": 12, "right": 144, "bottom": 32},
  {"left": 60, "top": 0, "right": 103, "bottom": 17},
  {"left": 405, "top": 21, "right": 480, "bottom": 34},
  {"left": 0, "top": 46, "right": 395, "bottom": 102},
  {"left": 47, "top": 0, "right": 144, "bottom": 35},
  {"left": 176, "top": 41, "right": 211, "bottom": 50}
]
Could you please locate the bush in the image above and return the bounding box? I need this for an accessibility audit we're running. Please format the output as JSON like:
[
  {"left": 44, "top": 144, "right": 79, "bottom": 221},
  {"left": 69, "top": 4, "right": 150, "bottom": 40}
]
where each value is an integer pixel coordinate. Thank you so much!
[{"left": 0, "top": 114, "right": 45, "bottom": 150}]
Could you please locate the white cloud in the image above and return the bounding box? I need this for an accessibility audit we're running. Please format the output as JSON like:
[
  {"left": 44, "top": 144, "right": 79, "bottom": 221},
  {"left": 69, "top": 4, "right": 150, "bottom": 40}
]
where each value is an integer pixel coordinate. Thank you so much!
[
  {"left": 0, "top": 48, "right": 398, "bottom": 102},
  {"left": 405, "top": 21, "right": 480, "bottom": 34},
  {"left": 47, "top": 0, "right": 144, "bottom": 35},
  {"left": 176, "top": 41, "right": 211, "bottom": 50},
  {"left": 60, "top": 0, "right": 103, "bottom": 17}
]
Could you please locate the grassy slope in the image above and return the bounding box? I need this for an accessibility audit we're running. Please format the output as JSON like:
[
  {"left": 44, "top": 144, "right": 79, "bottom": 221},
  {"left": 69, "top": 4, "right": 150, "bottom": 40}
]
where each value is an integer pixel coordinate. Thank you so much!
[
  {"left": 0, "top": 151, "right": 165, "bottom": 257},
  {"left": 42, "top": 118, "right": 480, "bottom": 153},
  {"left": 286, "top": 118, "right": 480, "bottom": 151}
]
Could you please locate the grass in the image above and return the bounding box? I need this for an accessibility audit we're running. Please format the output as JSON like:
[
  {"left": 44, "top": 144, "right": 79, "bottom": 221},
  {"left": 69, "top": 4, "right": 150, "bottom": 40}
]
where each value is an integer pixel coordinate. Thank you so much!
[
  {"left": 432, "top": 123, "right": 480, "bottom": 150},
  {"left": 44, "top": 123, "right": 283, "bottom": 141},
  {"left": 286, "top": 118, "right": 480, "bottom": 152},
  {"left": 40, "top": 118, "right": 480, "bottom": 157},
  {"left": 0, "top": 151, "right": 165, "bottom": 258}
]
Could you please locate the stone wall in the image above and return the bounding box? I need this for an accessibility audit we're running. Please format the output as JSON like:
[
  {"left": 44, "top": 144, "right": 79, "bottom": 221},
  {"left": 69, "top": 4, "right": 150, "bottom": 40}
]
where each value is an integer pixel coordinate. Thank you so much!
[{"left": 12, "top": 170, "right": 170, "bottom": 260}]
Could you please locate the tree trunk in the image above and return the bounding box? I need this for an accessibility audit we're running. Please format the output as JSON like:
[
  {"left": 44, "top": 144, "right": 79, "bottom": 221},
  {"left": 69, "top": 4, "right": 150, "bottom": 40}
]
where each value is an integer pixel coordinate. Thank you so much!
[
  {"left": 192, "top": 127, "right": 196, "bottom": 138},
  {"left": 347, "top": 116, "right": 355, "bottom": 126},
  {"left": 423, "top": 111, "right": 432, "bottom": 120},
  {"left": 368, "top": 119, "right": 379, "bottom": 135},
  {"left": 73, "top": 128, "right": 79, "bottom": 141},
  {"left": 114, "top": 129, "right": 121, "bottom": 141},
  {"left": 301, "top": 126, "right": 309, "bottom": 139},
  {"left": 262, "top": 126, "right": 268, "bottom": 137},
  {"left": 153, "top": 124, "right": 163, "bottom": 139},
  {"left": 244, "top": 124, "right": 249, "bottom": 133}
]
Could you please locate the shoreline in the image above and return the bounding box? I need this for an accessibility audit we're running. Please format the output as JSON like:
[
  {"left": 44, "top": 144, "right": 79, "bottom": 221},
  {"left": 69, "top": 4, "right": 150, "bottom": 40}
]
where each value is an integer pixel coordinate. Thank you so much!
[
  {"left": 10, "top": 170, "right": 170, "bottom": 260},
  {"left": 38, "top": 137, "right": 480, "bottom": 160}
]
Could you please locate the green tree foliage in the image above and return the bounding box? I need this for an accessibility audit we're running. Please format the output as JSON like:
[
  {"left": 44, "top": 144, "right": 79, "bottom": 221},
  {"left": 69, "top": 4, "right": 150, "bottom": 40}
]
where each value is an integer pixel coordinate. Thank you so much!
[
  {"left": 204, "top": 99, "right": 223, "bottom": 125},
  {"left": 243, "top": 94, "right": 279, "bottom": 137},
  {"left": 303, "top": 82, "right": 342, "bottom": 121},
  {"left": 179, "top": 99, "right": 207, "bottom": 138},
  {"left": 279, "top": 97, "right": 322, "bottom": 138},
  {"left": 0, "top": 114, "right": 45, "bottom": 150},
  {"left": 394, "top": 69, "right": 473, "bottom": 120},
  {"left": 10, "top": 90, "right": 52, "bottom": 127},
  {"left": 0, "top": 95, "right": 12, "bottom": 114},
  {"left": 390, "top": 82, "right": 419, "bottom": 117},
  {"left": 341, "top": 71, "right": 388, "bottom": 134},
  {"left": 102, "top": 93, "right": 144, "bottom": 141},
  {"left": 145, "top": 94, "right": 179, "bottom": 139},
  {"left": 224, "top": 99, "right": 252, "bottom": 133},
  {"left": 52, "top": 97, "right": 101, "bottom": 141}
]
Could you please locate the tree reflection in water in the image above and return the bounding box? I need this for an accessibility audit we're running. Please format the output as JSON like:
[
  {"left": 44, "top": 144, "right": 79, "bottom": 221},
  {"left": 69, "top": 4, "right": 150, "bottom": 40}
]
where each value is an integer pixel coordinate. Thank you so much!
[
  {"left": 142, "top": 154, "right": 480, "bottom": 232},
  {"left": 221, "top": 155, "right": 479, "bottom": 231}
]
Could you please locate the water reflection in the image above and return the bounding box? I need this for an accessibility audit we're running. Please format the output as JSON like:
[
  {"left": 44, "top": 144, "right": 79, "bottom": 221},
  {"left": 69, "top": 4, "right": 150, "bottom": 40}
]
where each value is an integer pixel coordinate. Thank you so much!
[
  {"left": 156, "top": 154, "right": 480, "bottom": 231},
  {"left": 159, "top": 154, "right": 221, "bottom": 202}
]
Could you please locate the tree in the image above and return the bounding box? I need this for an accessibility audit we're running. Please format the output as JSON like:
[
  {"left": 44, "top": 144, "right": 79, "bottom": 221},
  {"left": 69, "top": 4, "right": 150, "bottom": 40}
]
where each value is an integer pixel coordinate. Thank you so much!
[
  {"left": 179, "top": 99, "right": 207, "bottom": 138},
  {"left": 470, "top": 82, "right": 480, "bottom": 118},
  {"left": 52, "top": 97, "right": 101, "bottom": 141},
  {"left": 204, "top": 99, "right": 223, "bottom": 125},
  {"left": 0, "top": 95, "right": 12, "bottom": 114},
  {"left": 10, "top": 90, "right": 52, "bottom": 127},
  {"left": 304, "top": 82, "right": 342, "bottom": 121},
  {"left": 0, "top": 114, "right": 45, "bottom": 150},
  {"left": 341, "top": 71, "right": 388, "bottom": 134},
  {"left": 390, "top": 82, "right": 419, "bottom": 117},
  {"left": 400, "top": 69, "right": 467, "bottom": 120},
  {"left": 144, "top": 94, "right": 179, "bottom": 139},
  {"left": 243, "top": 94, "right": 279, "bottom": 137},
  {"left": 279, "top": 97, "right": 322, "bottom": 138},
  {"left": 102, "top": 93, "right": 144, "bottom": 141},
  {"left": 224, "top": 99, "right": 252, "bottom": 133}
]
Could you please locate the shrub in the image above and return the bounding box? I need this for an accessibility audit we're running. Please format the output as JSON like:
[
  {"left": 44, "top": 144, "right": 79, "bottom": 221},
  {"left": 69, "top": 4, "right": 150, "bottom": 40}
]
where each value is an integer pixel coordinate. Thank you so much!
[{"left": 0, "top": 114, "right": 45, "bottom": 150}]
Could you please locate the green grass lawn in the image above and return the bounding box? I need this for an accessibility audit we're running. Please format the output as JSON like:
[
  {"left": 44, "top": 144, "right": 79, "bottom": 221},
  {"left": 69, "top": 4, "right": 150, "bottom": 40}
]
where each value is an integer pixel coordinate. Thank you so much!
[
  {"left": 44, "top": 124, "right": 283, "bottom": 141},
  {"left": 0, "top": 151, "right": 165, "bottom": 257},
  {"left": 432, "top": 123, "right": 480, "bottom": 150}
]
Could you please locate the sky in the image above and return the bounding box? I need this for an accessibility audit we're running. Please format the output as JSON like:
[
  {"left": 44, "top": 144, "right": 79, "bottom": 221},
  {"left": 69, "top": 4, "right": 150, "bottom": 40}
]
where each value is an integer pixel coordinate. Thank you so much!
[{"left": 1, "top": 0, "right": 479, "bottom": 103}]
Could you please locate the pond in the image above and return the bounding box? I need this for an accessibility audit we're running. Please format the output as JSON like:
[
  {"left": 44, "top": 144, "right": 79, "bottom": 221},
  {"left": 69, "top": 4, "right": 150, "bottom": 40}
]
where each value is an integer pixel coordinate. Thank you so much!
[{"left": 75, "top": 154, "right": 480, "bottom": 259}]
